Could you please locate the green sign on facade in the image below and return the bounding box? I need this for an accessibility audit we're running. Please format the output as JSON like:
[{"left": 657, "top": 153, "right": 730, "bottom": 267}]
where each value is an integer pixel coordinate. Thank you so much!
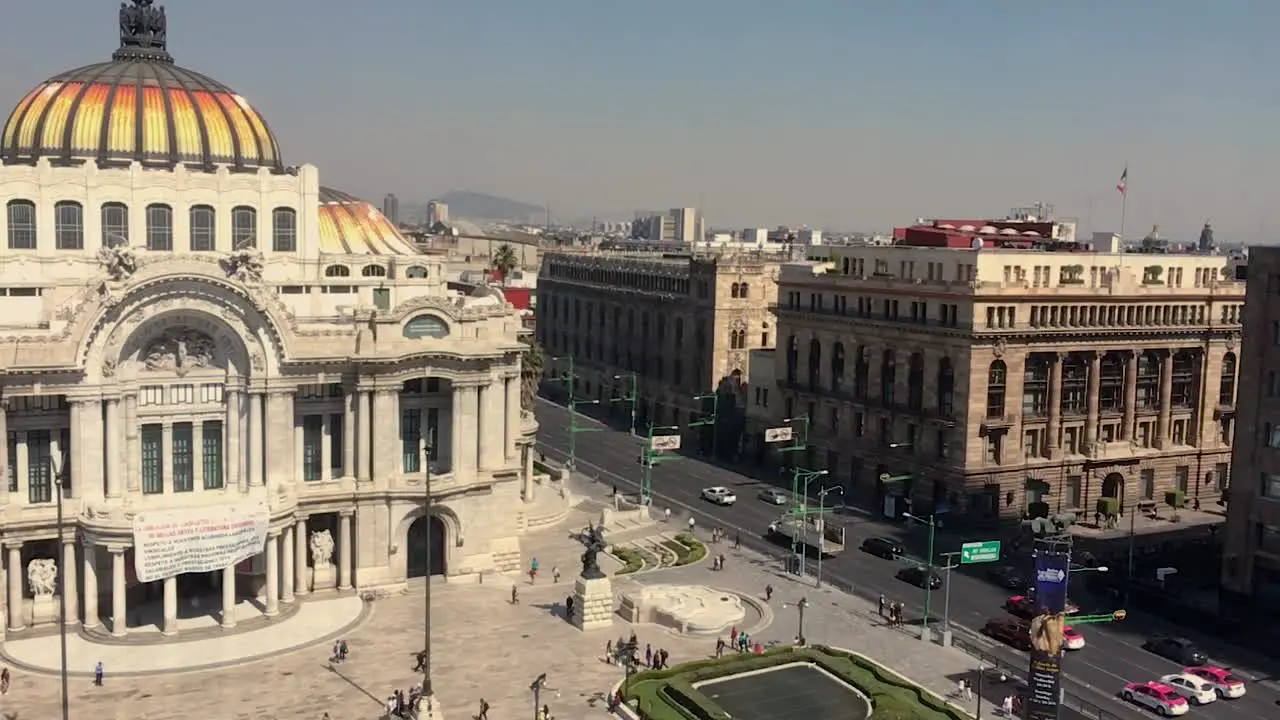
[{"left": 960, "top": 540, "right": 1001, "bottom": 564}]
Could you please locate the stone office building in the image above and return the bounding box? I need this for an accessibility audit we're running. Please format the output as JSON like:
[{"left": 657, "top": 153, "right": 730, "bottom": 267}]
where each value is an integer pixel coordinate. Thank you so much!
[{"left": 0, "top": 5, "right": 538, "bottom": 639}]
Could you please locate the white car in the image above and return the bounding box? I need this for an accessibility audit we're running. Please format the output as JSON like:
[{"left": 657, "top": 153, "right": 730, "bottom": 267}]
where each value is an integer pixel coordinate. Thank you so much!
[
  {"left": 1122, "top": 681, "right": 1190, "bottom": 716},
  {"left": 1159, "top": 674, "right": 1218, "bottom": 705},
  {"left": 701, "top": 486, "right": 737, "bottom": 505}
]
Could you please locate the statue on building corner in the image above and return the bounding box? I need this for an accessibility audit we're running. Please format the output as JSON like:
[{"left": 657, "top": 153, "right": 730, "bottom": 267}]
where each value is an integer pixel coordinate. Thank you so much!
[
  {"left": 27, "top": 558, "right": 58, "bottom": 597},
  {"left": 310, "top": 529, "right": 335, "bottom": 567},
  {"left": 222, "top": 245, "right": 265, "bottom": 284},
  {"left": 96, "top": 240, "right": 138, "bottom": 283}
]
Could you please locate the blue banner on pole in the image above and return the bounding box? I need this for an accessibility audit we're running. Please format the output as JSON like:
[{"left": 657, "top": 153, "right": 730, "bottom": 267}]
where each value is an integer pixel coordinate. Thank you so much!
[{"left": 1034, "top": 554, "right": 1069, "bottom": 614}]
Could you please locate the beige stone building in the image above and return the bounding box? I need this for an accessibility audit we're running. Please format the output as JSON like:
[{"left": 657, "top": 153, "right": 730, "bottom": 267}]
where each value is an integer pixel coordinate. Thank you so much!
[
  {"left": 772, "top": 242, "right": 1244, "bottom": 521},
  {"left": 0, "top": 6, "right": 539, "bottom": 640},
  {"left": 536, "top": 249, "right": 780, "bottom": 453},
  {"left": 1221, "top": 247, "right": 1280, "bottom": 608}
]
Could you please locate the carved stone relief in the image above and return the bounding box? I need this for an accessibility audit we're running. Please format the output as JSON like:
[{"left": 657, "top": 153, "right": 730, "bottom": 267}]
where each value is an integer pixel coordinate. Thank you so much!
[
  {"left": 143, "top": 328, "right": 218, "bottom": 376},
  {"left": 310, "top": 530, "right": 335, "bottom": 567},
  {"left": 27, "top": 558, "right": 57, "bottom": 596}
]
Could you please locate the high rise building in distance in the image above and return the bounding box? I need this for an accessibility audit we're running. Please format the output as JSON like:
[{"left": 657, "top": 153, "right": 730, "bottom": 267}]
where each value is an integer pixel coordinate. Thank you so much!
[
  {"left": 382, "top": 192, "right": 400, "bottom": 225},
  {"left": 427, "top": 200, "right": 449, "bottom": 227}
]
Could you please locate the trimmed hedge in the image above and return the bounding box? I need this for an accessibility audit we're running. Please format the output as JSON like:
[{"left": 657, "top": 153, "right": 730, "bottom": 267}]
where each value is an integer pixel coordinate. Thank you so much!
[
  {"left": 674, "top": 532, "right": 708, "bottom": 566},
  {"left": 622, "top": 645, "right": 967, "bottom": 720},
  {"left": 613, "top": 546, "right": 646, "bottom": 574}
]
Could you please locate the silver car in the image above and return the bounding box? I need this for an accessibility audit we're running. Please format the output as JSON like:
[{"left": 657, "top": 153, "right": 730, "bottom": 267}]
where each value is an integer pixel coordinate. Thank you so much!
[{"left": 757, "top": 488, "right": 789, "bottom": 505}]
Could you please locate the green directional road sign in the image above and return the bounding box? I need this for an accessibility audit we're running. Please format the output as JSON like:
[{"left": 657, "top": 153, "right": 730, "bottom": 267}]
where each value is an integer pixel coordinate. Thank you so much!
[{"left": 960, "top": 540, "right": 1002, "bottom": 564}]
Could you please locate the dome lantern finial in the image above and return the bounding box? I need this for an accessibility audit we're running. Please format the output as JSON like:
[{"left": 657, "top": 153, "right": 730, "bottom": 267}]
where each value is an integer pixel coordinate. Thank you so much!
[{"left": 112, "top": 0, "right": 173, "bottom": 64}]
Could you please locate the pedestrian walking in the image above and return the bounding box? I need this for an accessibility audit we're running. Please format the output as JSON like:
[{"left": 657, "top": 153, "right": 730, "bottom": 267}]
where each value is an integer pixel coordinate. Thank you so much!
[
  {"left": 764, "top": 584, "right": 773, "bottom": 601},
  {"left": 478, "top": 697, "right": 490, "bottom": 720},
  {"left": 511, "top": 585, "right": 519, "bottom": 604},
  {"left": 687, "top": 516, "right": 696, "bottom": 532},
  {"left": 878, "top": 594, "right": 886, "bottom": 618},
  {"left": 552, "top": 566, "right": 561, "bottom": 583},
  {"left": 665, "top": 507, "right": 672, "bottom": 523},
  {"left": 963, "top": 679, "right": 973, "bottom": 702},
  {"left": 94, "top": 660, "right": 104, "bottom": 686}
]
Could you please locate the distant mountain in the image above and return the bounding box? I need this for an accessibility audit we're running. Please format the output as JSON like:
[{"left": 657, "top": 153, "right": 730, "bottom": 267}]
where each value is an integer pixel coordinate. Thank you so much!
[{"left": 436, "top": 191, "right": 544, "bottom": 223}]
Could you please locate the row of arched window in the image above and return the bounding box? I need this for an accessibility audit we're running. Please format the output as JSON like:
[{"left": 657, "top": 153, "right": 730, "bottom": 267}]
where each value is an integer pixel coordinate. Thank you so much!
[
  {"left": 730, "top": 282, "right": 751, "bottom": 298},
  {"left": 318, "top": 264, "right": 430, "bottom": 279},
  {"left": 784, "top": 337, "right": 956, "bottom": 417},
  {"left": 5, "top": 199, "right": 297, "bottom": 253}
]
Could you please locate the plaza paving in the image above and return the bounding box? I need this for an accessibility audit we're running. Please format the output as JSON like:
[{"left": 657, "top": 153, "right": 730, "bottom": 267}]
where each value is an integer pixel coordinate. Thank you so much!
[{"left": 0, "top": 482, "right": 1002, "bottom": 720}]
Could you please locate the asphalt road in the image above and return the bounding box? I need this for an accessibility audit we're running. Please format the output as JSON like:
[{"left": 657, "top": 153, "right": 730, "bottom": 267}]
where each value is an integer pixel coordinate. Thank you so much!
[{"left": 534, "top": 398, "right": 1280, "bottom": 720}]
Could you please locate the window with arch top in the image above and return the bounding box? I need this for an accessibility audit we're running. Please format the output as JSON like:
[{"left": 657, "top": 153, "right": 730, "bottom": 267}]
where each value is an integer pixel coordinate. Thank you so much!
[
  {"left": 189, "top": 205, "right": 216, "bottom": 251},
  {"left": 146, "top": 203, "right": 174, "bottom": 251},
  {"left": 986, "top": 360, "right": 1007, "bottom": 418},
  {"left": 272, "top": 207, "right": 297, "bottom": 252},
  {"left": 405, "top": 265, "right": 429, "bottom": 279},
  {"left": 1219, "top": 352, "right": 1237, "bottom": 406},
  {"left": 5, "top": 200, "right": 36, "bottom": 249},
  {"left": 325, "top": 264, "right": 351, "bottom": 277},
  {"left": 54, "top": 201, "right": 83, "bottom": 250},
  {"left": 231, "top": 206, "right": 257, "bottom": 248},
  {"left": 362, "top": 265, "right": 388, "bottom": 278},
  {"left": 101, "top": 201, "right": 129, "bottom": 246}
]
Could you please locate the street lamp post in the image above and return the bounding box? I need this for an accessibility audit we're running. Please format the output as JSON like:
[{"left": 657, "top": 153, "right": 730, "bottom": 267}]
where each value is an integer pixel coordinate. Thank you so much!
[
  {"left": 611, "top": 373, "right": 639, "bottom": 437},
  {"left": 419, "top": 438, "right": 435, "bottom": 718},
  {"left": 787, "top": 468, "right": 828, "bottom": 577},
  {"left": 902, "top": 512, "right": 937, "bottom": 643},
  {"left": 529, "top": 673, "right": 557, "bottom": 720},
  {"left": 640, "top": 424, "right": 681, "bottom": 505},
  {"left": 793, "top": 597, "right": 809, "bottom": 645},
  {"left": 550, "top": 355, "right": 600, "bottom": 470},
  {"left": 815, "top": 486, "right": 843, "bottom": 588},
  {"left": 48, "top": 453, "right": 71, "bottom": 720},
  {"left": 938, "top": 551, "right": 962, "bottom": 647},
  {"left": 689, "top": 391, "right": 720, "bottom": 459}
]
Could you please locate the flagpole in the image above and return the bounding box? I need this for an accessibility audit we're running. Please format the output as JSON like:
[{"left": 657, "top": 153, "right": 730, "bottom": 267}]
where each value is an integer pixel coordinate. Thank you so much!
[{"left": 1118, "top": 162, "right": 1128, "bottom": 242}]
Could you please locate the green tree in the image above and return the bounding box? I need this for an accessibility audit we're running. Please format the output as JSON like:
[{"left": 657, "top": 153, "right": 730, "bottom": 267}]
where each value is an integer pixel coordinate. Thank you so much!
[
  {"left": 519, "top": 336, "right": 544, "bottom": 411},
  {"left": 492, "top": 243, "right": 519, "bottom": 282}
]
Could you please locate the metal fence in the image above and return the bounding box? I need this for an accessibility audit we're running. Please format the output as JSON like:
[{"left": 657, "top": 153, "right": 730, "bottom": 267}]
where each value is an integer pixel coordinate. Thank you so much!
[{"left": 949, "top": 635, "right": 1124, "bottom": 720}]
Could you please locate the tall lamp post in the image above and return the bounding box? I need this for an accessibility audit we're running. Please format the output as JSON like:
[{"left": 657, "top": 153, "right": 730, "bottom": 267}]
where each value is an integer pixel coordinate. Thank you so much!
[
  {"left": 783, "top": 597, "right": 809, "bottom": 645},
  {"left": 48, "top": 452, "right": 71, "bottom": 720},
  {"left": 815, "top": 485, "right": 843, "bottom": 588},
  {"left": 530, "top": 672, "right": 558, "bottom": 720},
  {"left": 902, "top": 511, "right": 937, "bottom": 643},
  {"left": 419, "top": 438, "right": 435, "bottom": 718}
]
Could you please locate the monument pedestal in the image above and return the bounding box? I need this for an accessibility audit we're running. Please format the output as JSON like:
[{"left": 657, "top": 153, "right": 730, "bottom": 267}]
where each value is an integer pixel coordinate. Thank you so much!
[
  {"left": 31, "top": 594, "right": 56, "bottom": 625},
  {"left": 572, "top": 575, "right": 614, "bottom": 632},
  {"left": 312, "top": 564, "right": 337, "bottom": 591}
]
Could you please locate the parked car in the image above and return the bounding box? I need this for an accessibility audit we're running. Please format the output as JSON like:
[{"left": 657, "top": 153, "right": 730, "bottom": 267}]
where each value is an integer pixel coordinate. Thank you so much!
[
  {"left": 1122, "top": 681, "right": 1190, "bottom": 716},
  {"left": 1158, "top": 674, "right": 1217, "bottom": 705},
  {"left": 986, "top": 564, "right": 1028, "bottom": 590},
  {"left": 860, "top": 537, "right": 904, "bottom": 560},
  {"left": 1142, "top": 637, "right": 1208, "bottom": 666},
  {"left": 1004, "top": 594, "right": 1079, "bottom": 618},
  {"left": 896, "top": 566, "right": 942, "bottom": 590},
  {"left": 982, "top": 617, "right": 1032, "bottom": 651},
  {"left": 1182, "top": 666, "right": 1246, "bottom": 699},
  {"left": 1062, "top": 625, "right": 1085, "bottom": 650},
  {"left": 757, "top": 488, "right": 789, "bottom": 505},
  {"left": 700, "top": 486, "right": 737, "bottom": 506}
]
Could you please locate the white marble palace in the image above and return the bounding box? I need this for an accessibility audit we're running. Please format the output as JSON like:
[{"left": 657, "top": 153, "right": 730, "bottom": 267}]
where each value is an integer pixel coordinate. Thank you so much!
[{"left": 0, "top": 4, "right": 539, "bottom": 639}]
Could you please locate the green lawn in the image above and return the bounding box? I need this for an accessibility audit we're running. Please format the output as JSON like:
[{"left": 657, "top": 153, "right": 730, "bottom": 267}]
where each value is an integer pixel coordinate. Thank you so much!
[
  {"left": 673, "top": 533, "right": 708, "bottom": 566},
  {"left": 621, "top": 645, "right": 968, "bottom": 720}
]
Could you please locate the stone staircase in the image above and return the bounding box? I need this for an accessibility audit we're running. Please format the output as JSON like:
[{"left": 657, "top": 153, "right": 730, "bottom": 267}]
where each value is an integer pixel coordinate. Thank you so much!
[{"left": 520, "top": 479, "right": 574, "bottom": 531}]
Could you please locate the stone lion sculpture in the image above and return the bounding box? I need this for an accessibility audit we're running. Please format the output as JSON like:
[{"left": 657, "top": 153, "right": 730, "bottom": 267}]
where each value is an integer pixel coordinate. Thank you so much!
[
  {"left": 27, "top": 558, "right": 58, "bottom": 596},
  {"left": 310, "top": 529, "right": 335, "bottom": 567},
  {"left": 1029, "top": 611, "right": 1065, "bottom": 655}
]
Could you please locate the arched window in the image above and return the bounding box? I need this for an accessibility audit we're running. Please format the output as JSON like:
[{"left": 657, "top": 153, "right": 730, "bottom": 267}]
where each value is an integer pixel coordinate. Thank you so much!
[
  {"left": 54, "top": 201, "right": 83, "bottom": 250},
  {"left": 189, "top": 205, "right": 216, "bottom": 251},
  {"left": 272, "top": 207, "right": 297, "bottom": 252},
  {"left": 145, "top": 203, "right": 174, "bottom": 251},
  {"left": 405, "top": 265, "right": 428, "bottom": 279},
  {"left": 785, "top": 335, "right": 798, "bottom": 385},
  {"left": 5, "top": 200, "right": 36, "bottom": 249},
  {"left": 730, "top": 283, "right": 740, "bottom": 298},
  {"left": 854, "top": 346, "right": 869, "bottom": 399},
  {"left": 937, "top": 357, "right": 955, "bottom": 417},
  {"left": 986, "top": 360, "right": 1007, "bottom": 418},
  {"left": 907, "top": 352, "right": 925, "bottom": 411},
  {"left": 807, "top": 338, "right": 822, "bottom": 391},
  {"left": 324, "top": 265, "right": 351, "bottom": 277},
  {"left": 100, "top": 201, "right": 129, "bottom": 246},
  {"left": 1219, "top": 352, "right": 1237, "bottom": 406},
  {"left": 1023, "top": 355, "right": 1051, "bottom": 417},
  {"left": 830, "top": 342, "right": 846, "bottom": 392},
  {"left": 231, "top": 205, "right": 257, "bottom": 248},
  {"left": 1171, "top": 351, "right": 1196, "bottom": 407},
  {"left": 738, "top": 283, "right": 749, "bottom": 298},
  {"left": 361, "top": 265, "right": 387, "bottom": 277},
  {"left": 881, "top": 350, "right": 896, "bottom": 404}
]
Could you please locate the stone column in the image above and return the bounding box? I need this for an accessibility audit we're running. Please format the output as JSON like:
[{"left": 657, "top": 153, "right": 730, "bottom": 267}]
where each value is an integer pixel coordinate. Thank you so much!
[
  {"left": 478, "top": 382, "right": 501, "bottom": 470},
  {"left": 371, "top": 390, "right": 397, "bottom": 481},
  {"left": 321, "top": 414, "right": 333, "bottom": 482},
  {"left": 265, "top": 532, "right": 280, "bottom": 616},
  {"left": 105, "top": 397, "right": 122, "bottom": 497},
  {"left": 522, "top": 446, "right": 535, "bottom": 501},
  {"left": 14, "top": 431, "right": 27, "bottom": 503},
  {"left": 62, "top": 538, "right": 78, "bottom": 625},
  {"left": 450, "top": 385, "right": 465, "bottom": 473},
  {"left": 1157, "top": 350, "right": 1174, "bottom": 448},
  {"left": 82, "top": 541, "right": 99, "bottom": 628},
  {"left": 161, "top": 422, "right": 174, "bottom": 491},
  {"left": 68, "top": 400, "right": 84, "bottom": 499},
  {"left": 110, "top": 548, "right": 127, "bottom": 637},
  {"left": 269, "top": 392, "right": 296, "bottom": 484},
  {"left": 453, "top": 385, "right": 479, "bottom": 479},
  {"left": 249, "top": 392, "right": 265, "bottom": 486},
  {"left": 221, "top": 564, "right": 237, "bottom": 629},
  {"left": 282, "top": 525, "right": 295, "bottom": 603},
  {"left": 0, "top": 400, "right": 8, "bottom": 504},
  {"left": 356, "top": 390, "right": 372, "bottom": 482},
  {"left": 1085, "top": 351, "right": 1102, "bottom": 450},
  {"left": 1045, "top": 353, "right": 1063, "bottom": 456},
  {"left": 343, "top": 390, "right": 356, "bottom": 479},
  {"left": 226, "top": 389, "right": 243, "bottom": 491},
  {"left": 294, "top": 517, "right": 309, "bottom": 596},
  {"left": 6, "top": 544, "right": 23, "bottom": 631},
  {"left": 124, "top": 394, "right": 140, "bottom": 492},
  {"left": 505, "top": 375, "right": 521, "bottom": 462},
  {"left": 1122, "top": 350, "right": 1139, "bottom": 441},
  {"left": 162, "top": 575, "right": 178, "bottom": 635},
  {"left": 338, "top": 511, "right": 353, "bottom": 590}
]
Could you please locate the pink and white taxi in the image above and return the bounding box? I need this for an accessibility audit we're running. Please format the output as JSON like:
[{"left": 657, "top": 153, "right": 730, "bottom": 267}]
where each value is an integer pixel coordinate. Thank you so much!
[
  {"left": 1183, "top": 666, "right": 1246, "bottom": 699},
  {"left": 1122, "top": 681, "right": 1190, "bottom": 716}
]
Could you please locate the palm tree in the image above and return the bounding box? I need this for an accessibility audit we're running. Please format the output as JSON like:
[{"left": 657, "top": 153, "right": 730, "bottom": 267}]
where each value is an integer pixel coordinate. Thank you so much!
[
  {"left": 519, "top": 337, "right": 544, "bottom": 411},
  {"left": 492, "top": 243, "right": 519, "bottom": 284}
]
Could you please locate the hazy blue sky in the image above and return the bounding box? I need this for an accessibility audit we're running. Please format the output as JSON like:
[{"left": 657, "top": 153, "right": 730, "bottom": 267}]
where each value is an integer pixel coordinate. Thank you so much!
[{"left": 1, "top": 1, "right": 1275, "bottom": 239}]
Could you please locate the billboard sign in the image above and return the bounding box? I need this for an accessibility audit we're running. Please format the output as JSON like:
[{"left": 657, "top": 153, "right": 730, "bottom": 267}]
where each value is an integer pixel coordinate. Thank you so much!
[
  {"left": 650, "top": 435, "right": 682, "bottom": 452},
  {"left": 764, "top": 426, "right": 793, "bottom": 443},
  {"left": 1034, "top": 553, "right": 1069, "bottom": 614},
  {"left": 1025, "top": 648, "right": 1063, "bottom": 720}
]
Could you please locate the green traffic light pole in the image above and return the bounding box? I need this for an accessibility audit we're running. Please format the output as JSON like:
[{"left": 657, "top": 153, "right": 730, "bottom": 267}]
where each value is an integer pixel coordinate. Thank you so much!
[
  {"left": 549, "top": 355, "right": 600, "bottom": 470},
  {"left": 689, "top": 391, "right": 719, "bottom": 458},
  {"left": 786, "top": 468, "right": 829, "bottom": 577},
  {"left": 640, "top": 424, "right": 681, "bottom": 504},
  {"left": 902, "top": 511, "right": 937, "bottom": 643},
  {"left": 774, "top": 414, "right": 812, "bottom": 572},
  {"left": 611, "top": 372, "right": 639, "bottom": 437}
]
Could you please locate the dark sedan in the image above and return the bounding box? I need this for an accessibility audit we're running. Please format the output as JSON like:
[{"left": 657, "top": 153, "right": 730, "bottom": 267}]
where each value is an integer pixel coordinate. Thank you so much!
[
  {"left": 896, "top": 566, "right": 943, "bottom": 590},
  {"left": 1142, "top": 636, "right": 1208, "bottom": 666},
  {"left": 982, "top": 617, "right": 1032, "bottom": 651},
  {"left": 986, "top": 564, "right": 1028, "bottom": 590},
  {"left": 860, "top": 537, "right": 904, "bottom": 560}
]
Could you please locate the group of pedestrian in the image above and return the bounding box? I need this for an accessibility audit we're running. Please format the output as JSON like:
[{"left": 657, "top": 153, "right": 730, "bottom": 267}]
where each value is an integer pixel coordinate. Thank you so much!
[
  {"left": 384, "top": 684, "right": 426, "bottom": 718},
  {"left": 605, "top": 632, "right": 671, "bottom": 670},
  {"left": 878, "top": 594, "right": 907, "bottom": 627},
  {"left": 711, "top": 552, "right": 728, "bottom": 570},
  {"left": 330, "top": 639, "right": 350, "bottom": 664}
]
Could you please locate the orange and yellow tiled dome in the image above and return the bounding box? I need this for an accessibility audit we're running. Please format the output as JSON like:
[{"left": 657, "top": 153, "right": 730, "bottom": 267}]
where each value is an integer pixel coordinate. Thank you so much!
[
  {"left": 0, "top": 3, "right": 281, "bottom": 172},
  {"left": 318, "top": 188, "right": 420, "bottom": 256}
]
